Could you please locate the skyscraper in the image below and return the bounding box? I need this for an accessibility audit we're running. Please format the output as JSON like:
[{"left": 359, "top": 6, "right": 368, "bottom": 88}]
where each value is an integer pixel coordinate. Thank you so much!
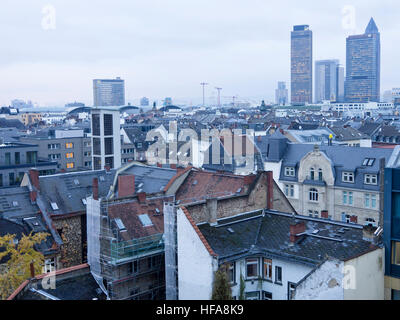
[
  {"left": 93, "top": 77, "right": 125, "bottom": 106},
  {"left": 345, "top": 18, "right": 380, "bottom": 102},
  {"left": 275, "top": 81, "right": 288, "bottom": 105},
  {"left": 315, "top": 60, "right": 340, "bottom": 103},
  {"left": 336, "top": 64, "right": 345, "bottom": 102},
  {"left": 291, "top": 25, "right": 313, "bottom": 105}
]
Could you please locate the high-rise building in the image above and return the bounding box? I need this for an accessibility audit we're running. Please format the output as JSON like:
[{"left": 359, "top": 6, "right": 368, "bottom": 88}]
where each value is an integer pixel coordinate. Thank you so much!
[
  {"left": 291, "top": 25, "right": 313, "bottom": 105},
  {"left": 275, "top": 81, "right": 288, "bottom": 105},
  {"left": 336, "top": 64, "right": 345, "bottom": 103},
  {"left": 344, "top": 18, "right": 380, "bottom": 102},
  {"left": 93, "top": 77, "right": 125, "bottom": 106},
  {"left": 140, "top": 97, "right": 150, "bottom": 107},
  {"left": 315, "top": 60, "right": 340, "bottom": 103}
]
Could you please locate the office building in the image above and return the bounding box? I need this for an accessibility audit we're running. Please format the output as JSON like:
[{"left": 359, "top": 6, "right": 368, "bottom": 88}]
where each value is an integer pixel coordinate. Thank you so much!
[
  {"left": 275, "top": 82, "right": 288, "bottom": 105},
  {"left": 291, "top": 25, "right": 313, "bottom": 105},
  {"left": 93, "top": 77, "right": 125, "bottom": 107},
  {"left": 315, "top": 60, "right": 340, "bottom": 103},
  {"left": 345, "top": 18, "right": 380, "bottom": 102}
]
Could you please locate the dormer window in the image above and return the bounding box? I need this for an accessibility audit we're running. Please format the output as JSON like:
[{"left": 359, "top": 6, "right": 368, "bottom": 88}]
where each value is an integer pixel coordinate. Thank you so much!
[
  {"left": 342, "top": 172, "right": 354, "bottom": 183},
  {"left": 284, "top": 167, "right": 295, "bottom": 177},
  {"left": 318, "top": 169, "right": 323, "bottom": 181},
  {"left": 310, "top": 168, "right": 315, "bottom": 180},
  {"left": 364, "top": 174, "right": 377, "bottom": 185}
]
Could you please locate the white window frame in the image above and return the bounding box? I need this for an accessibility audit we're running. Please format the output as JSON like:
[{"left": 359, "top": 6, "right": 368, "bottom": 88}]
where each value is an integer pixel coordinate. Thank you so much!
[
  {"left": 246, "top": 258, "right": 259, "bottom": 279},
  {"left": 364, "top": 174, "right": 377, "bottom": 185},
  {"left": 342, "top": 172, "right": 354, "bottom": 183},
  {"left": 309, "top": 188, "right": 318, "bottom": 202},
  {"left": 285, "top": 167, "right": 295, "bottom": 177}
]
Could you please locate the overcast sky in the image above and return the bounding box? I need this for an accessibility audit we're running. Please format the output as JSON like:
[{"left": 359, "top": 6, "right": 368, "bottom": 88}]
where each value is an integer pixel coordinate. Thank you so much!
[{"left": 0, "top": 0, "right": 398, "bottom": 106}]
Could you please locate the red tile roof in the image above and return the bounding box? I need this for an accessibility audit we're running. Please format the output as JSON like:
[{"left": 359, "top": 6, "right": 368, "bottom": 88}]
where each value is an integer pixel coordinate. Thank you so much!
[
  {"left": 163, "top": 166, "right": 193, "bottom": 192},
  {"left": 180, "top": 206, "right": 217, "bottom": 257},
  {"left": 175, "top": 169, "right": 256, "bottom": 204}
]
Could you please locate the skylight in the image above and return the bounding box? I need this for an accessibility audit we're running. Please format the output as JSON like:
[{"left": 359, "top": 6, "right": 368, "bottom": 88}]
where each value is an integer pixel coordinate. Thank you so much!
[
  {"left": 74, "top": 179, "right": 80, "bottom": 185},
  {"left": 114, "top": 218, "right": 126, "bottom": 231},
  {"left": 138, "top": 214, "right": 153, "bottom": 227},
  {"left": 51, "top": 202, "right": 59, "bottom": 210}
]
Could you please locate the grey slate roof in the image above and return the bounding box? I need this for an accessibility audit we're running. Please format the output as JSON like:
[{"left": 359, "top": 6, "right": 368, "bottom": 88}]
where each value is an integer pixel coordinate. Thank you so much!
[{"left": 198, "top": 210, "right": 379, "bottom": 266}]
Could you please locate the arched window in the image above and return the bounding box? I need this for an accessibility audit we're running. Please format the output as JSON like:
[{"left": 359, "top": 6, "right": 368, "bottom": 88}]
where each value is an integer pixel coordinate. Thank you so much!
[
  {"left": 318, "top": 168, "right": 323, "bottom": 181},
  {"left": 310, "top": 168, "right": 315, "bottom": 180},
  {"left": 309, "top": 188, "right": 318, "bottom": 202}
]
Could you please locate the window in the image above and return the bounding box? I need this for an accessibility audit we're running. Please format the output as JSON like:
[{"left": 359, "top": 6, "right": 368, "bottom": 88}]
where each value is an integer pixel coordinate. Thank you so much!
[
  {"left": 105, "top": 157, "right": 114, "bottom": 169},
  {"left": 262, "top": 291, "right": 273, "bottom": 300},
  {"left": 65, "top": 143, "right": 73, "bottom": 149},
  {"left": 15, "top": 152, "right": 20, "bottom": 165},
  {"left": 348, "top": 192, "right": 353, "bottom": 205},
  {"left": 310, "top": 168, "right": 315, "bottom": 180},
  {"left": 26, "top": 151, "right": 37, "bottom": 164},
  {"left": 246, "top": 258, "right": 259, "bottom": 279},
  {"left": 84, "top": 151, "right": 91, "bottom": 157},
  {"left": 343, "top": 191, "right": 347, "bottom": 204},
  {"left": 365, "top": 218, "right": 376, "bottom": 227},
  {"left": 318, "top": 168, "right": 323, "bottom": 181},
  {"left": 342, "top": 172, "right": 354, "bottom": 183},
  {"left": 5, "top": 152, "right": 11, "bottom": 165},
  {"left": 364, "top": 174, "right": 377, "bottom": 185},
  {"left": 66, "top": 162, "right": 74, "bottom": 169},
  {"left": 129, "top": 260, "right": 139, "bottom": 274},
  {"left": 44, "top": 258, "right": 55, "bottom": 273},
  {"left": 104, "top": 114, "right": 114, "bottom": 136},
  {"left": 362, "top": 158, "right": 375, "bottom": 166},
  {"left": 392, "top": 242, "right": 400, "bottom": 265},
  {"left": 48, "top": 154, "right": 61, "bottom": 160},
  {"left": 285, "top": 184, "right": 294, "bottom": 198},
  {"left": 138, "top": 214, "right": 153, "bottom": 227},
  {"left": 263, "top": 258, "right": 272, "bottom": 281},
  {"left": 66, "top": 152, "right": 74, "bottom": 159},
  {"left": 48, "top": 143, "right": 60, "bottom": 150},
  {"left": 285, "top": 167, "right": 295, "bottom": 177},
  {"left": 93, "top": 138, "right": 101, "bottom": 155},
  {"left": 104, "top": 137, "right": 114, "bottom": 155},
  {"left": 275, "top": 266, "right": 282, "bottom": 284},
  {"left": 309, "top": 188, "right": 318, "bottom": 202},
  {"left": 245, "top": 291, "right": 260, "bottom": 300},
  {"left": 365, "top": 194, "right": 377, "bottom": 208},
  {"left": 288, "top": 282, "right": 296, "bottom": 300},
  {"left": 92, "top": 114, "right": 100, "bottom": 136},
  {"left": 85, "top": 161, "right": 92, "bottom": 167},
  {"left": 84, "top": 141, "right": 91, "bottom": 148},
  {"left": 9, "top": 172, "right": 15, "bottom": 186},
  {"left": 0, "top": 174, "right": 2, "bottom": 187},
  {"left": 227, "top": 263, "right": 235, "bottom": 284}
]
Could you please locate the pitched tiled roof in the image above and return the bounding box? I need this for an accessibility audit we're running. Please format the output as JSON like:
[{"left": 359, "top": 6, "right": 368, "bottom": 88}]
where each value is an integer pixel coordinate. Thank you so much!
[
  {"left": 180, "top": 206, "right": 217, "bottom": 257},
  {"left": 198, "top": 210, "right": 379, "bottom": 265},
  {"left": 175, "top": 169, "right": 256, "bottom": 205}
]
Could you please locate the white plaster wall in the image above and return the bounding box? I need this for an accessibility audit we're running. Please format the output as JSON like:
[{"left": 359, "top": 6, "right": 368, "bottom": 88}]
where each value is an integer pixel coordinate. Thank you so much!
[
  {"left": 263, "top": 161, "right": 282, "bottom": 187},
  {"left": 230, "top": 256, "right": 313, "bottom": 300},
  {"left": 294, "top": 260, "right": 344, "bottom": 300},
  {"left": 177, "top": 209, "right": 216, "bottom": 300},
  {"left": 344, "top": 248, "right": 384, "bottom": 300}
]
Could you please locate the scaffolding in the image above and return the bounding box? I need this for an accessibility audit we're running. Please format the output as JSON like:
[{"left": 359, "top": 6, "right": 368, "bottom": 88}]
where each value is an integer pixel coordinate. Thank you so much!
[
  {"left": 87, "top": 196, "right": 167, "bottom": 300},
  {"left": 164, "top": 202, "right": 178, "bottom": 300}
]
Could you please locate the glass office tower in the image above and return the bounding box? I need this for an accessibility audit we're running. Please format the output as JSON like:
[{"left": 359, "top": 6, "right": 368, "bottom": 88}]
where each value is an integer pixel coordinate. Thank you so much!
[
  {"left": 345, "top": 18, "right": 380, "bottom": 102},
  {"left": 315, "top": 60, "right": 340, "bottom": 103},
  {"left": 93, "top": 77, "right": 125, "bottom": 106},
  {"left": 291, "top": 25, "right": 313, "bottom": 105}
]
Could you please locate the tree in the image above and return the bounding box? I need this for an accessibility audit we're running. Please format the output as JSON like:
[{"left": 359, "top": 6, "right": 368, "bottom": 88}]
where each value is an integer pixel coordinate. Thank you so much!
[
  {"left": 0, "top": 232, "right": 48, "bottom": 300},
  {"left": 211, "top": 265, "right": 233, "bottom": 300}
]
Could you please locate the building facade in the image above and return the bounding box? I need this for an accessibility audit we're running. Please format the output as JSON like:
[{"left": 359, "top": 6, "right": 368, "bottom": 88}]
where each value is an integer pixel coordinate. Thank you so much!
[
  {"left": 93, "top": 77, "right": 125, "bottom": 107},
  {"left": 291, "top": 25, "right": 313, "bottom": 105},
  {"left": 345, "top": 18, "right": 380, "bottom": 103},
  {"left": 275, "top": 81, "right": 288, "bottom": 106},
  {"left": 315, "top": 60, "right": 339, "bottom": 103}
]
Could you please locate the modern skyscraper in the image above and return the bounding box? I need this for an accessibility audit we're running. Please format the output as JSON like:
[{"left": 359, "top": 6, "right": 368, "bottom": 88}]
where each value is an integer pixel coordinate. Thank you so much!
[
  {"left": 140, "top": 97, "right": 150, "bottom": 107},
  {"left": 291, "top": 25, "right": 313, "bottom": 105},
  {"left": 336, "top": 64, "right": 345, "bottom": 102},
  {"left": 345, "top": 18, "right": 381, "bottom": 102},
  {"left": 93, "top": 77, "right": 125, "bottom": 106},
  {"left": 275, "top": 81, "right": 288, "bottom": 105},
  {"left": 315, "top": 60, "right": 340, "bottom": 103}
]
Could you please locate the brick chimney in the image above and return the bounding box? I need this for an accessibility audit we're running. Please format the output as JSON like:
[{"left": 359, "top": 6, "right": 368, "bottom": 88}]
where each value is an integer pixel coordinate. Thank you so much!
[
  {"left": 206, "top": 198, "right": 218, "bottom": 225},
  {"left": 266, "top": 171, "right": 273, "bottom": 210},
  {"left": 118, "top": 175, "right": 135, "bottom": 198},
  {"left": 290, "top": 221, "right": 306, "bottom": 243},
  {"left": 29, "top": 169, "right": 40, "bottom": 191},
  {"left": 92, "top": 178, "right": 99, "bottom": 200},
  {"left": 244, "top": 174, "right": 255, "bottom": 185},
  {"left": 30, "top": 190, "right": 37, "bottom": 204},
  {"left": 321, "top": 210, "right": 329, "bottom": 219},
  {"left": 350, "top": 215, "right": 358, "bottom": 224},
  {"left": 170, "top": 164, "right": 177, "bottom": 170},
  {"left": 157, "top": 163, "right": 162, "bottom": 168},
  {"left": 138, "top": 192, "right": 146, "bottom": 203}
]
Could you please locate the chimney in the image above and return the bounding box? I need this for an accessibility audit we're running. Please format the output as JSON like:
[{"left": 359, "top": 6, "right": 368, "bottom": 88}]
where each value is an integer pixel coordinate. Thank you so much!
[
  {"left": 93, "top": 178, "right": 99, "bottom": 200},
  {"left": 206, "top": 198, "right": 218, "bottom": 225},
  {"left": 350, "top": 215, "right": 358, "bottom": 224},
  {"left": 30, "top": 190, "right": 37, "bottom": 204},
  {"left": 170, "top": 164, "right": 177, "bottom": 170},
  {"left": 157, "top": 163, "right": 162, "bottom": 168},
  {"left": 266, "top": 171, "right": 273, "bottom": 210},
  {"left": 30, "top": 262, "right": 35, "bottom": 278},
  {"left": 321, "top": 210, "right": 329, "bottom": 219},
  {"left": 290, "top": 221, "right": 306, "bottom": 243},
  {"left": 363, "top": 225, "right": 378, "bottom": 244},
  {"left": 29, "top": 169, "right": 40, "bottom": 191},
  {"left": 244, "top": 174, "right": 255, "bottom": 185},
  {"left": 118, "top": 175, "right": 135, "bottom": 198},
  {"left": 138, "top": 192, "right": 146, "bottom": 203}
]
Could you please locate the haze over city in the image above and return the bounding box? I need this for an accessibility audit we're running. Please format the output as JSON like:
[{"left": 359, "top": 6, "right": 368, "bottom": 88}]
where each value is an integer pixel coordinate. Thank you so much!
[{"left": 0, "top": 0, "right": 399, "bottom": 106}]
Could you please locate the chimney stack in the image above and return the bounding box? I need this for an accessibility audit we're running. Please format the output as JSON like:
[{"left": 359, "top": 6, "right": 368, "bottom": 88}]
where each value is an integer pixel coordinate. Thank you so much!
[
  {"left": 138, "top": 192, "right": 146, "bottom": 203},
  {"left": 118, "top": 175, "right": 135, "bottom": 198},
  {"left": 29, "top": 169, "right": 40, "bottom": 191},
  {"left": 363, "top": 225, "right": 378, "bottom": 244},
  {"left": 266, "top": 171, "right": 274, "bottom": 210},
  {"left": 321, "top": 210, "right": 329, "bottom": 219},
  {"left": 30, "top": 190, "right": 37, "bottom": 204},
  {"left": 170, "top": 164, "right": 177, "bottom": 170},
  {"left": 157, "top": 163, "right": 162, "bottom": 168},
  {"left": 289, "top": 221, "right": 306, "bottom": 243},
  {"left": 93, "top": 178, "right": 99, "bottom": 200}
]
